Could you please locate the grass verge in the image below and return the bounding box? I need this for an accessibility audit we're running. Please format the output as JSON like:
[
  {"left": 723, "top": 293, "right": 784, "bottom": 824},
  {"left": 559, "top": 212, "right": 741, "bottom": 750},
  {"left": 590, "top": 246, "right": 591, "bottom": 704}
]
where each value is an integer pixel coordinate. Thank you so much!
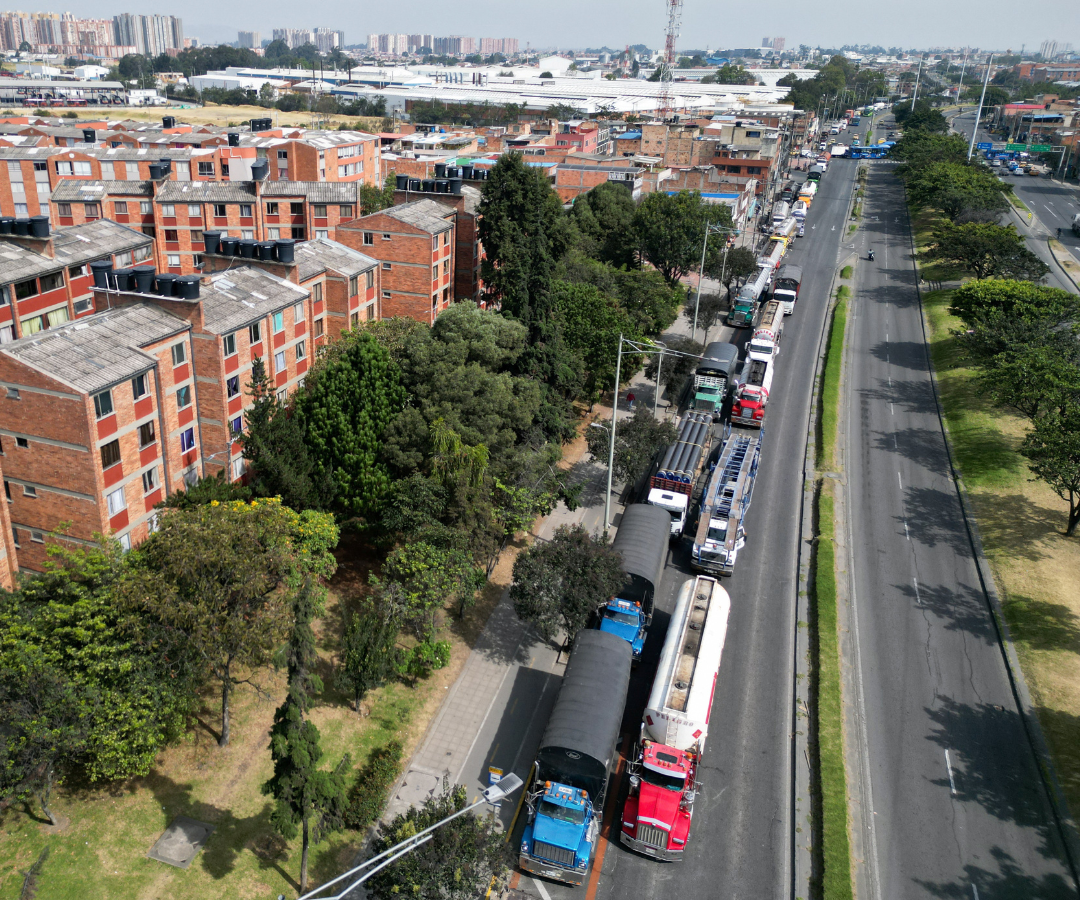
[
  {"left": 810, "top": 484, "right": 854, "bottom": 900},
  {"left": 922, "top": 289, "right": 1080, "bottom": 820},
  {"left": 817, "top": 285, "right": 849, "bottom": 472},
  {"left": 1008, "top": 192, "right": 1031, "bottom": 213},
  {"left": 839, "top": 266, "right": 853, "bottom": 280}
]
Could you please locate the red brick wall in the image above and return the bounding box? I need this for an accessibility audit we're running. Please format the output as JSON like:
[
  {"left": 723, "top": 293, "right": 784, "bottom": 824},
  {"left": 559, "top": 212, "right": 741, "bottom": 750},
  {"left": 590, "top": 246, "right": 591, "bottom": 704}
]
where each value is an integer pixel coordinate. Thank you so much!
[{"left": 0, "top": 454, "right": 17, "bottom": 589}]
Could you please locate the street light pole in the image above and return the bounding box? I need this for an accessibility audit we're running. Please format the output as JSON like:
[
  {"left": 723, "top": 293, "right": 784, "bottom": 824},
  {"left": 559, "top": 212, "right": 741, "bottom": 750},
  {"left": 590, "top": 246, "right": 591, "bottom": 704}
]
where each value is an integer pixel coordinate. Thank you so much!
[
  {"left": 968, "top": 54, "right": 993, "bottom": 161},
  {"left": 692, "top": 223, "right": 736, "bottom": 342},
  {"left": 605, "top": 334, "right": 623, "bottom": 530}
]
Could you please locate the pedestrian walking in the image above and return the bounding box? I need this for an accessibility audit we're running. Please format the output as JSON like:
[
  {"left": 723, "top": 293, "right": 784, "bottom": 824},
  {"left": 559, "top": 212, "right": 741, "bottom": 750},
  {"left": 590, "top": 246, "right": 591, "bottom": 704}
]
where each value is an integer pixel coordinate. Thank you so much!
[{"left": 626, "top": 392, "right": 636, "bottom": 410}]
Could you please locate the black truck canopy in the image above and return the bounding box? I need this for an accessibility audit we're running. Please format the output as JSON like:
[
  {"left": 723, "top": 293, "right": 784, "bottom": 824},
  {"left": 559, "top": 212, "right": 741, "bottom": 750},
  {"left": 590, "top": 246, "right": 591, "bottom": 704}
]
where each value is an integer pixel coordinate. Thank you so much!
[
  {"left": 536, "top": 630, "right": 633, "bottom": 803},
  {"left": 776, "top": 264, "right": 803, "bottom": 285},
  {"left": 610, "top": 504, "right": 670, "bottom": 607},
  {"left": 697, "top": 342, "right": 739, "bottom": 377}
]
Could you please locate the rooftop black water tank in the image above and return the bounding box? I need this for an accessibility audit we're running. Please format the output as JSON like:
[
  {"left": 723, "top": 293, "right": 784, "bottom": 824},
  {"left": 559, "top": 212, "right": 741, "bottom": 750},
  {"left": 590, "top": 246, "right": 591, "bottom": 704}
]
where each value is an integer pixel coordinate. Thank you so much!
[
  {"left": 227, "top": 132, "right": 240, "bottom": 147},
  {"left": 448, "top": 178, "right": 463, "bottom": 195},
  {"left": 82, "top": 128, "right": 95, "bottom": 144},
  {"left": 12, "top": 219, "right": 29, "bottom": 236},
  {"left": 112, "top": 268, "right": 134, "bottom": 291},
  {"left": 148, "top": 163, "right": 165, "bottom": 180},
  {"left": 433, "top": 162, "right": 447, "bottom": 178},
  {"left": 0, "top": 217, "right": 12, "bottom": 234},
  {"left": 275, "top": 239, "right": 295, "bottom": 264},
  {"left": 176, "top": 276, "right": 200, "bottom": 300},
  {"left": 90, "top": 259, "right": 112, "bottom": 289},
  {"left": 162, "top": 115, "right": 176, "bottom": 129},
  {"left": 219, "top": 236, "right": 238, "bottom": 256},
  {"left": 395, "top": 174, "right": 409, "bottom": 190},
  {"left": 238, "top": 239, "right": 256, "bottom": 259},
  {"left": 133, "top": 265, "right": 156, "bottom": 293},
  {"left": 202, "top": 230, "right": 221, "bottom": 255},
  {"left": 408, "top": 179, "right": 422, "bottom": 191},
  {"left": 421, "top": 179, "right": 435, "bottom": 192},
  {"left": 435, "top": 180, "right": 450, "bottom": 193},
  {"left": 158, "top": 158, "right": 172, "bottom": 173},
  {"left": 460, "top": 165, "right": 475, "bottom": 179},
  {"left": 251, "top": 159, "right": 269, "bottom": 181},
  {"left": 155, "top": 273, "right": 177, "bottom": 296},
  {"left": 446, "top": 166, "right": 460, "bottom": 178},
  {"left": 257, "top": 241, "right": 275, "bottom": 261},
  {"left": 29, "top": 215, "right": 49, "bottom": 238}
]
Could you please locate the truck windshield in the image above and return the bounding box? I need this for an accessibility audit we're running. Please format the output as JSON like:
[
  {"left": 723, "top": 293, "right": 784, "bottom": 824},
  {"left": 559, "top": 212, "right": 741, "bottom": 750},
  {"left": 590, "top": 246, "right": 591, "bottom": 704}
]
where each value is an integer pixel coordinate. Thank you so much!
[
  {"left": 605, "top": 609, "right": 639, "bottom": 626},
  {"left": 539, "top": 799, "right": 587, "bottom": 825},
  {"left": 642, "top": 767, "right": 687, "bottom": 791},
  {"left": 706, "top": 523, "right": 728, "bottom": 543}
]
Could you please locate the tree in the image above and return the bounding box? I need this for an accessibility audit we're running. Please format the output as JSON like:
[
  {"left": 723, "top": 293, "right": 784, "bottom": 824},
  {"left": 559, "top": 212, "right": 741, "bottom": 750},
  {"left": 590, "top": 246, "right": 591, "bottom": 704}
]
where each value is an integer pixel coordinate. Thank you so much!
[
  {"left": 121, "top": 499, "right": 338, "bottom": 746},
  {"left": 634, "top": 191, "right": 733, "bottom": 286},
  {"left": 927, "top": 222, "right": 1049, "bottom": 281},
  {"left": 585, "top": 404, "right": 679, "bottom": 485},
  {"left": 894, "top": 100, "right": 948, "bottom": 133},
  {"left": 975, "top": 343, "right": 1080, "bottom": 422},
  {"left": 294, "top": 330, "right": 405, "bottom": 518},
  {"left": 1021, "top": 404, "right": 1080, "bottom": 536},
  {"left": 683, "top": 293, "right": 726, "bottom": 343},
  {"left": 239, "top": 356, "right": 332, "bottom": 510},
  {"left": 510, "top": 524, "right": 626, "bottom": 647},
  {"left": 551, "top": 281, "right": 642, "bottom": 398},
  {"left": 546, "top": 102, "right": 584, "bottom": 120},
  {"left": 713, "top": 63, "right": 755, "bottom": 85},
  {"left": 374, "top": 541, "right": 482, "bottom": 639},
  {"left": 365, "top": 782, "right": 510, "bottom": 900},
  {"left": 557, "top": 253, "right": 681, "bottom": 335},
  {"left": 336, "top": 603, "right": 401, "bottom": 711},
  {"left": 711, "top": 246, "right": 757, "bottom": 294},
  {"left": 359, "top": 175, "right": 396, "bottom": 215},
  {"left": 263, "top": 578, "right": 350, "bottom": 894},
  {"left": 540, "top": 71, "right": 554, "bottom": 79},
  {"left": 644, "top": 335, "right": 704, "bottom": 393},
  {"left": 902, "top": 161, "right": 1010, "bottom": 223},
  {"left": 159, "top": 469, "right": 251, "bottom": 508},
  {"left": 567, "top": 182, "right": 638, "bottom": 269}
]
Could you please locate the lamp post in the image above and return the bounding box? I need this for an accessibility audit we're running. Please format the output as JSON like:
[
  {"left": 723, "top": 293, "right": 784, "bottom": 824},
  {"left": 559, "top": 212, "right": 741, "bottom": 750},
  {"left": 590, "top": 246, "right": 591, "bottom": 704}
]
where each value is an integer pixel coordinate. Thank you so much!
[
  {"left": 967, "top": 54, "right": 993, "bottom": 161},
  {"left": 692, "top": 223, "right": 737, "bottom": 342},
  {"left": 298, "top": 774, "right": 524, "bottom": 900}
]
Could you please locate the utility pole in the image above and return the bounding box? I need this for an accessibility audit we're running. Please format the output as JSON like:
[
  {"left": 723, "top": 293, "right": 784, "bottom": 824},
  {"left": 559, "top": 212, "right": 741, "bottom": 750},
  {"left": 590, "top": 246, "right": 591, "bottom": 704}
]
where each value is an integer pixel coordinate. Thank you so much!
[
  {"left": 967, "top": 53, "right": 993, "bottom": 161},
  {"left": 911, "top": 58, "right": 922, "bottom": 107}
]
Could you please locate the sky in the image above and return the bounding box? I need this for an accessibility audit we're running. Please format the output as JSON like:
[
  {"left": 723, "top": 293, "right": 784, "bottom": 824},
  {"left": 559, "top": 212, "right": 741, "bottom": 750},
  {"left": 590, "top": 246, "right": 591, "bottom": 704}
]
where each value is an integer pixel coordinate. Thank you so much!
[{"left": 15, "top": 0, "right": 1080, "bottom": 55}]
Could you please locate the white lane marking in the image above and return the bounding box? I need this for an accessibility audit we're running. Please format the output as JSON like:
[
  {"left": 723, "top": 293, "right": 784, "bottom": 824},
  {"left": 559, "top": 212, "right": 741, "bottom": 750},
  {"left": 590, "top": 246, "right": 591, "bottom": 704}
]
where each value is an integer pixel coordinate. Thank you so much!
[
  {"left": 533, "top": 878, "right": 554, "bottom": 900},
  {"left": 946, "top": 749, "right": 957, "bottom": 795},
  {"left": 897, "top": 471, "right": 903, "bottom": 490},
  {"left": 913, "top": 575, "right": 920, "bottom": 603},
  {"left": 1045, "top": 204, "right": 1055, "bottom": 214},
  {"left": 972, "top": 885, "right": 980, "bottom": 900},
  {"left": 890, "top": 403, "right": 894, "bottom": 416},
  {"left": 904, "top": 520, "right": 910, "bottom": 542}
]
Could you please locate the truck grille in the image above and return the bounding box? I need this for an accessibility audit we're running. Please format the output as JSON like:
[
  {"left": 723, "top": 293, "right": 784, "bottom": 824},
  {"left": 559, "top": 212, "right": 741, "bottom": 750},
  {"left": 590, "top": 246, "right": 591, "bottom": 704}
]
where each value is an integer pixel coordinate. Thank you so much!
[
  {"left": 635, "top": 823, "right": 669, "bottom": 850},
  {"left": 533, "top": 840, "right": 576, "bottom": 868}
]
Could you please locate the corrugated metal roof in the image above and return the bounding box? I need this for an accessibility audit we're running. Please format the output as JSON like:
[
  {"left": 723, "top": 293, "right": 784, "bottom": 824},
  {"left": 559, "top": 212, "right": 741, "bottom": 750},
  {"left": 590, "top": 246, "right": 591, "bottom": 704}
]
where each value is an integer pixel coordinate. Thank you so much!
[
  {"left": 262, "top": 182, "right": 361, "bottom": 203},
  {"left": 51, "top": 180, "right": 152, "bottom": 200},
  {"left": 0, "top": 220, "right": 152, "bottom": 284},
  {"left": 374, "top": 199, "right": 454, "bottom": 234},
  {"left": 1, "top": 302, "right": 187, "bottom": 395},
  {"left": 294, "top": 238, "right": 377, "bottom": 281},
  {"left": 198, "top": 266, "right": 309, "bottom": 335},
  {"left": 154, "top": 181, "right": 258, "bottom": 203}
]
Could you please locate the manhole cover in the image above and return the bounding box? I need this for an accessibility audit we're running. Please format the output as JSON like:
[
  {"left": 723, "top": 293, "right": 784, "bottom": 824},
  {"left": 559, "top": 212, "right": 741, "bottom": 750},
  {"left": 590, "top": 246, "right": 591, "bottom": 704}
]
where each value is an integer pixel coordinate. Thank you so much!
[{"left": 147, "top": 816, "right": 215, "bottom": 869}]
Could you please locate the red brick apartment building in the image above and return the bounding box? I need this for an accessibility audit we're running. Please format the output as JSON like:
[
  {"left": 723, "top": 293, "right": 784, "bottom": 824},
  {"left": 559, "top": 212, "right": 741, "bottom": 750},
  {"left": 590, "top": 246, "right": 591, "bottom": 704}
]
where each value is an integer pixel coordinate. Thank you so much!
[
  {"left": 554, "top": 164, "right": 643, "bottom": 203},
  {"left": 0, "top": 302, "right": 202, "bottom": 572},
  {"left": 337, "top": 199, "right": 456, "bottom": 324},
  {"left": 0, "top": 219, "right": 154, "bottom": 343}
]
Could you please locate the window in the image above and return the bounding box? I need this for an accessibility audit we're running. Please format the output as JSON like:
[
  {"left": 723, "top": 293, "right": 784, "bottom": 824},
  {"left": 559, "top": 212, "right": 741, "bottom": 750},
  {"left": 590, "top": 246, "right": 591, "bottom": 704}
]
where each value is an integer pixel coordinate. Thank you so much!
[
  {"left": 226, "top": 374, "right": 240, "bottom": 398},
  {"left": 340, "top": 204, "right": 353, "bottom": 217},
  {"left": 268, "top": 227, "right": 280, "bottom": 240},
  {"left": 142, "top": 467, "right": 158, "bottom": 493},
  {"left": 167, "top": 254, "right": 180, "bottom": 268},
  {"left": 106, "top": 486, "right": 125, "bottom": 516},
  {"left": 6, "top": 388, "right": 18, "bottom": 400},
  {"left": 93, "top": 389, "right": 113, "bottom": 419},
  {"left": 433, "top": 236, "right": 438, "bottom": 250},
  {"left": 239, "top": 204, "right": 252, "bottom": 218},
  {"left": 74, "top": 298, "right": 92, "bottom": 314},
  {"left": 57, "top": 202, "right": 71, "bottom": 216},
  {"left": 191, "top": 230, "right": 204, "bottom": 246},
  {"left": 272, "top": 311, "right": 284, "bottom": 333},
  {"left": 366, "top": 270, "right": 375, "bottom": 289},
  {"left": 198, "top": 162, "right": 215, "bottom": 176},
  {"left": 241, "top": 229, "right": 254, "bottom": 241},
  {"left": 295, "top": 340, "right": 306, "bottom": 360},
  {"left": 443, "top": 260, "right": 450, "bottom": 275},
  {"left": 313, "top": 318, "right": 325, "bottom": 338},
  {"left": 266, "top": 202, "right": 279, "bottom": 215},
  {"left": 382, "top": 290, "right": 391, "bottom": 299},
  {"left": 23, "top": 485, "right": 36, "bottom": 498},
  {"left": 443, "top": 231, "right": 449, "bottom": 246},
  {"left": 290, "top": 202, "right": 303, "bottom": 216},
  {"left": 213, "top": 203, "right": 227, "bottom": 218},
  {"left": 100, "top": 439, "right": 121, "bottom": 469},
  {"left": 313, "top": 204, "right": 326, "bottom": 218},
  {"left": 363, "top": 232, "right": 374, "bottom": 245},
  {"left": 138, "top": 421, "right": 155, "bottom": 447},
  {"left": 114, "top": 201, "right": 128, "bottom": 215},
  {"left": 11, "top": 527, "right": 18, "bottom": 547},
  {"left": 274, "top": 350, "right": 286, "bottom": 371},
  {"left": 231, "top": 457, "right": 245, "bottom": 480},
  {"left": 161, "top": 203, "right": 175, "bottom": 217},
  {"left": 293, "top": 301, "right": 304, "bottom": 323},
  {"left": 249, "top": 322, "right": 262, "bottom": 344},
  {"left": 164, "top": 229, "right": 179, "bottom": 243},
  {"left": 171, "top": 343, "right": 186, "bottom": 366},
  {"left": 175, "top": 385, "right": 191, "bottom": 408},
  {"left": 382, "top": 262, "right": 391, "bottom": 271},
  {"left": 277, "top": 149, "right": 288, "bottom": 160},
  {"left": 291, "top": 226, "right": 305, "bottom": 241},
  {"left": 180, "top": 428, "right": 195, "bottom": 453},
  {"left": 223, "top": 332, "right": 236, "bottom": 356},
  {"left": 432, "top": 266, "right": 438, "bottom": 281},
  {"left": 3, "top": 481, "right": 8, "bottom": 500},
  {"left": 118, "top": 533, "right": 131, "bottom": 551},
  {"left": 188, "top": 204, "right": 201, "bottom": 217},
  {"left": 349, "top": 275, "right": 358, "bottom": 295},
  {"left": 315, "top": 229, "right": 329, "bottom": 240},
  {"left": 40, "top": 271, "right": 63, "bottom": 292},
  {"left": 16, "top": 437, "right": 29, "bottom": 448},
  {"left": 312, "top": 282, "right": 322, "bottom": 304},
  {"left": 230, "top": 414, "right": 243, "bottom": 436},
  {"left": 31, "top": 530, "right": 44, "bottom": 544},
  {"left": 14, "top": 278, "right": 39, "bottom": 300},
  {"left": 131, "top": 373, "right": 147, "bottom": 400},
  {"left": 56, "top": 161, "right": 72, "bottom": 175},
  {"left": 382, "top": 233, "right": 391, "bottom": 241},
  {"left": 140, "top": 201, "right": 152, "bottom": 214}
]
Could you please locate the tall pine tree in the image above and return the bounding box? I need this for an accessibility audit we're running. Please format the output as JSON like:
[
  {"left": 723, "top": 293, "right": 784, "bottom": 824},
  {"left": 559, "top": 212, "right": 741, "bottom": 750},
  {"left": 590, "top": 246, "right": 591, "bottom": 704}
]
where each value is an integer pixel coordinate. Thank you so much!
[{"left": 262, "top": 578, "right": 350, "bottom": 893}]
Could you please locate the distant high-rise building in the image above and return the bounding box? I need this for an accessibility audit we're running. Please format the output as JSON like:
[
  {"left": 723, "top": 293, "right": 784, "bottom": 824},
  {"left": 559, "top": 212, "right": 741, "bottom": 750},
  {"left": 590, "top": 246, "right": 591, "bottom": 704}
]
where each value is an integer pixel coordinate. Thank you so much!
[
  {"left": 762, "top": 37, "right": 771, "bottom": 48},
  {"left": 272, "top": 28, "right": 315, "bottom": 50},
  {"left": 479, "top": 37, "right": 516, "bottom": 55},
  {"left": 1038, "top": 39, "right": 1070, "bottom": 59},
  {"left": 408, "top": 33, "right": 434, "bottom": 52},
  {"left": 312, "top": 28, "right": 344, "bottom": 53},
  {"left": 772, "top": 36, "right": 785, "bottom": 53},
  {"left": 112, "top": 13, "right": 183, "bottom": 56},
  {"left": 238, "top": 30, "right": 260, "bottom": 49}
]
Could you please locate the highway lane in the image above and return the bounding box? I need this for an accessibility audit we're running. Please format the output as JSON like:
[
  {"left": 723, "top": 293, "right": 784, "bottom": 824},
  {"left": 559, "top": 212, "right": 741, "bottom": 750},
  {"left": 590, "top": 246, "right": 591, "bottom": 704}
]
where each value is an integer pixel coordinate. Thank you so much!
[
  {"left": 844, "top": 165, "right": 1078, "bottom": 898},
  {"left": 516, "top": 152, "right": 859, "bottom": 900}
]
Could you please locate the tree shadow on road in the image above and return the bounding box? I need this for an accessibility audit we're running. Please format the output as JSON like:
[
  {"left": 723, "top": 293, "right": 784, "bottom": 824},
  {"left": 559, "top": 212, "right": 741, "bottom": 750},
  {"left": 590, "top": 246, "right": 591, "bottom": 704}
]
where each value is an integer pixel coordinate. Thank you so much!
[
  {"left": 867, "top": 339, "right": 930, "bottom": 372},
  {"left": 897, "top": 484, "right": 973, "bottom": 557},
  {"left": 922, "top": 697, "right": 1074, "bottom": 867},
  {"left": 872, "top": 426, "right": 952, "bottom": 479},
  {"left": 857, "top": 377, "right": 937, "bottom": 416},
  {"left": 913, "top": 846, "right": 1075, "bottom": 899},
  {"left": 893, "top": 578, "right": 998, "bottom": 646}
]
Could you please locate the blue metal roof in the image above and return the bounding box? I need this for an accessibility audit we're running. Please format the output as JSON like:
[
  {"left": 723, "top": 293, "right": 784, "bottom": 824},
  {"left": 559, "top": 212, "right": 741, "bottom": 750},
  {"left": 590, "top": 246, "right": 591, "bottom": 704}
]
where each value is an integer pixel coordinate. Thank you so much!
[{"left": 617, "top": 131, "right": 643, "bottom": 140}]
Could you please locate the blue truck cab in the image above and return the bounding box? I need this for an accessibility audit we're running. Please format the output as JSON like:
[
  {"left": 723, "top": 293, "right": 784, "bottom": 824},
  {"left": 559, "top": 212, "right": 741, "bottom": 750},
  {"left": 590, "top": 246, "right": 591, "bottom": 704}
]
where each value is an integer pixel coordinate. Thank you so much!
[
  {"left": 520, "top": 781, "right": 597, "bottom": 886},
  {"left": 599, "top": 598, "right": 648, "bottom": 660}
]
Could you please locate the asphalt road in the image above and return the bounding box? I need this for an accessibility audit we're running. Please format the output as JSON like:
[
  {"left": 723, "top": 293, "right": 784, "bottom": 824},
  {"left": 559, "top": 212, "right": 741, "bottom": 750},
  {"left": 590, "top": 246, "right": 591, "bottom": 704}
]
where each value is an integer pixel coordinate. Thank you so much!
[
  {"left": 843, "top": 164, "right": 1079, "bottom": 898},
  {"left": 511, "top": 148, "right": 859, "bottom": 900}
]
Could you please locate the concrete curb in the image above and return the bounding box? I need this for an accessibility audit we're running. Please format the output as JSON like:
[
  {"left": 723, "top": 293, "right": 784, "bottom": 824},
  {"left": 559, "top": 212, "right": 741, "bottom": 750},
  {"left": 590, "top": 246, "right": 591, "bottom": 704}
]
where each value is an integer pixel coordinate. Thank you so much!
[
  {"left": 907, "top": 206, "right": 1080, "bottom": 891},
  {"left": 1048, "top": 239, "right": 1080, "bottom": 292}
]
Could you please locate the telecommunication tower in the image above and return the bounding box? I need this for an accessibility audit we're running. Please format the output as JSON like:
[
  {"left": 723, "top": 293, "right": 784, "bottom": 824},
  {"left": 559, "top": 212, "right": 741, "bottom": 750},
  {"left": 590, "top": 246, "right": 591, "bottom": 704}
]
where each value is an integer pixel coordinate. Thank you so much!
[{"left": 657, "top": 0, "right": 683, "bottom": 120}]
